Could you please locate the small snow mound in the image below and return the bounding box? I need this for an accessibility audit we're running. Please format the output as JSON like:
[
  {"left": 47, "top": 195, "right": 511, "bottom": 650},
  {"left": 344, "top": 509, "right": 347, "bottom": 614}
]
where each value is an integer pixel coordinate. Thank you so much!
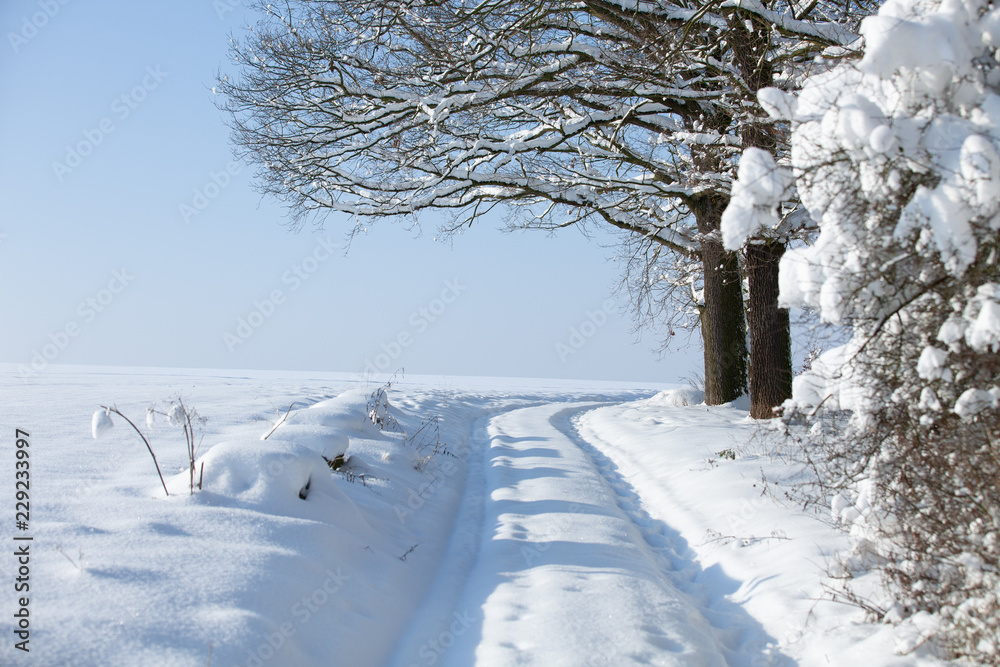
[
  {"left": 265, "top": 388, "right": 394, "bottom": 459},
  {"left": 646, "top": 387, "right": 706, "bottom": 407},
  {"left": 182, "top": 439, "right": 349, "bottom": 512},
  {"left": 266, "top": 423, "right": 350, "bottom": 461},
  {"left": 283, "top": 388, "right": 388, "bottom": 439},
  {"left": 726, "top": 393, "right": 752, "bottom": 411},
  {"left": 893, "top": 611, "right": 940, "bottom": 656}
]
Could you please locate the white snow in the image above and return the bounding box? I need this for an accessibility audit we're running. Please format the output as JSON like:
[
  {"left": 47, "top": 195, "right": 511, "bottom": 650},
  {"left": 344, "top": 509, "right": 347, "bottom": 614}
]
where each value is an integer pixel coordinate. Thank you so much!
[
  {"left": 720, "top": 148, "right": 793, "bottom": 250},
  {"left": 90, "top": 409, "right": 114, "bottom": 440},
  {"left": 919, "top": 387, "right": 943, "bottom": 412},
  {"left": 954, "top": 387, "right": 998, "bottom": 418},
  {"left": 937, "top": 316, "right": 967, "bottom": 346},
  {"left": 968, "top": 298, "right": 1000, "bottom": 352},
  {"left": 0, "top": 366, "right": 947, "bottom": 666},
  {"left": 916, "top": 346, "right": 950, "bottom": 382},
  {"left": 757, "top": 87, "right": 797, "bottom": 121},
  {"left": 167, "top": 403, "right": 185, "bottom": 428}
]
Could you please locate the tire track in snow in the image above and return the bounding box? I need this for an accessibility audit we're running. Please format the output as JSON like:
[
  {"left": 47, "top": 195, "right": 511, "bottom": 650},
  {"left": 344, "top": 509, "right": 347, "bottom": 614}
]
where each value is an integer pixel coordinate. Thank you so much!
[
  {"left": 387, "top": 394, "right": 596, "bottom": 667},
  {"left": 556, "top": 409, "right": 793, "bottom": 666},
  {"left": 393, "top": 400, "right": 781, "bottom": 667}
]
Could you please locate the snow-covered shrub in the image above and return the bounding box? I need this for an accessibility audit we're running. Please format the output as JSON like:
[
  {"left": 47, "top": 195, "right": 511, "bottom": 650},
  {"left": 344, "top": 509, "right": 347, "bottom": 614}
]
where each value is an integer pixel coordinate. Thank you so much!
[
  {"left": 770, "top": 0, "right": 1000, "bottom": 659},
  {"left": 92, "top": 405, "right": 169, "bottom": 497},
  {"left": 367, "top": 381, "right": 401, "bottom": 434}
]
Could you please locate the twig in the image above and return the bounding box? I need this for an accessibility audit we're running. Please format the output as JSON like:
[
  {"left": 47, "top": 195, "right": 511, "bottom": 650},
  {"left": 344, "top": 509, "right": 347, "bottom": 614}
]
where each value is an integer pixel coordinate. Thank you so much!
[
  {"left": 262, "top": 402, "right": 303, "bottom": 440},
  {"left": 56, "top": 544, "right": 83, "bottom": 571},
  {"left": 399, "top": 544, "right": 418, "bottom": 561},
  {"left": 817, "top": 582, "right": 887, "bottom": 620},
  {"left": 700, "top": 530, "right": 791, "bottom": 547},
  {"left": 102, "top": 405, "right": 169, "bottom": 497}
]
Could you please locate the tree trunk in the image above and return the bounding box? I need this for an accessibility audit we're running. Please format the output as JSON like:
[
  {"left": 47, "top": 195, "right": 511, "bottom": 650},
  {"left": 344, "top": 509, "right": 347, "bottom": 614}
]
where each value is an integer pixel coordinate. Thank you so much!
[
  {"left": 729, "top": 10, "right": 794, "bottom": 418},
  {"left": 694, "top": 195, "right": 748, "bottom": 405},
  {"left": 746, "top": 241, "right": 792, "bottom": 418}
]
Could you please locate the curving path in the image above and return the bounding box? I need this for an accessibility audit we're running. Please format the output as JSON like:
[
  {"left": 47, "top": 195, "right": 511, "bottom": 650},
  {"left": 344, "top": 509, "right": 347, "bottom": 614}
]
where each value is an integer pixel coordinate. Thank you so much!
[{"left": 390, "top": 400, "right": 783, "bottom": 667}]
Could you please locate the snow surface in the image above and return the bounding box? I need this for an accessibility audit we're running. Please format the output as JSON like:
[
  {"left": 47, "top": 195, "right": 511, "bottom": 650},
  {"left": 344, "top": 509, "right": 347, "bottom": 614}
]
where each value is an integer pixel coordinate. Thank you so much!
[
  {"left": 0, "top": 366, "right": 946, "bottom": 666},
  {"left": 778, "top": 0, "right": 1000, "bottom": 322},
  {"left": 720, "top": 148, "right": 794, "bottom": 251}
]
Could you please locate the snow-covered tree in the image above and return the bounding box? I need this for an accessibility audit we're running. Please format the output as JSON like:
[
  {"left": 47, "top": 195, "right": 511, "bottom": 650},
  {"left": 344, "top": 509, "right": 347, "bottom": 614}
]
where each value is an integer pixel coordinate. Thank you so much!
[
  {"left": 767, "top": 0, "right": 1000, "bottom": 658},
  {"left": 220, "top": 0, "right": 867, "bottom": 412}
]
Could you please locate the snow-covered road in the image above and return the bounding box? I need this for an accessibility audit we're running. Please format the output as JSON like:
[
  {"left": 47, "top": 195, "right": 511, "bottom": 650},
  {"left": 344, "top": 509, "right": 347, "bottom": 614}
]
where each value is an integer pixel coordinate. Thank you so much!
[
  {"left": 0, "top": 367, "right": 943, "bottom": 666},
  {"left": 391, "top": 402, "right": 780, "bottom": 667}
]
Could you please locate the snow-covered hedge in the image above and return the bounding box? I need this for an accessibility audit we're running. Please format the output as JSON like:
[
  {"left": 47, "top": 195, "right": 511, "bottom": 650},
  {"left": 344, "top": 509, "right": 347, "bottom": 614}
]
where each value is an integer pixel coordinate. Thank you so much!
[{"left": 751, "top": 0, "right": 1000, "bottom": 660}]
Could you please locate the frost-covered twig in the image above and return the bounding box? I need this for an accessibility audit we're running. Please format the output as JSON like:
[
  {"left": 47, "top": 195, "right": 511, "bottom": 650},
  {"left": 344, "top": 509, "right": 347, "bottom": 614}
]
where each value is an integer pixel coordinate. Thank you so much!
[
  {"left": 98, "top": 405, "right": 170, "bottom": 497},
  {"left": 262, "top": 401, "right": 305, "bottom": 440},
  {"left": 55, "top": 544, "right": 83, "bottom": 571},
  {"left": 95, "top": 398, "right": 206, "bottom": 496},
  {"left": 700, "top": 529, "right": 790, "bottom": 548}
]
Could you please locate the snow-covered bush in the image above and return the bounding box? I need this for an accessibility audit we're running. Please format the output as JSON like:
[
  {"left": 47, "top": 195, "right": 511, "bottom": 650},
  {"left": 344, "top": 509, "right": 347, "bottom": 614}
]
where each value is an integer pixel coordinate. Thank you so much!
[{"left": 768, "top": 0, "right": 1000, "bottom": 659}]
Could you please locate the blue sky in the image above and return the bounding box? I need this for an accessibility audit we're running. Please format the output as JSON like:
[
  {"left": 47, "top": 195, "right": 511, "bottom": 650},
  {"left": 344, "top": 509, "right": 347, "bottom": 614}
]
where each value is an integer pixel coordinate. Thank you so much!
[{"left": 0, "top": 0, "right": 702, "bottom": 383}]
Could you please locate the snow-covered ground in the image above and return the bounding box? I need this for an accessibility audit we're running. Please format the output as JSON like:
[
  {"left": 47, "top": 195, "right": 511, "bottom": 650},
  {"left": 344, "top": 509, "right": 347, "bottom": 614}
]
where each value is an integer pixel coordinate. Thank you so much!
[{"left": 0, "top": 366, "right": 944, "bottom": 666}]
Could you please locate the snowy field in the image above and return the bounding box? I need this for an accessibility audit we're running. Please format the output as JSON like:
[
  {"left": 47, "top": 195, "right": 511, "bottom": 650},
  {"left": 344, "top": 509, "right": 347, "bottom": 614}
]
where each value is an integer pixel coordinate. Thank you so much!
[{"left": 0, "top": 366, "right": 945, "bottom": 666}]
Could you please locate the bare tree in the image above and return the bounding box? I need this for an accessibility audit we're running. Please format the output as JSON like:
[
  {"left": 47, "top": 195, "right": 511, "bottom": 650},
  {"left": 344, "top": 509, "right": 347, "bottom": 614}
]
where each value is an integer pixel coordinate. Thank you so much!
[{"left": 220, "top": 0, "right": 869, "bottom": 410}]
